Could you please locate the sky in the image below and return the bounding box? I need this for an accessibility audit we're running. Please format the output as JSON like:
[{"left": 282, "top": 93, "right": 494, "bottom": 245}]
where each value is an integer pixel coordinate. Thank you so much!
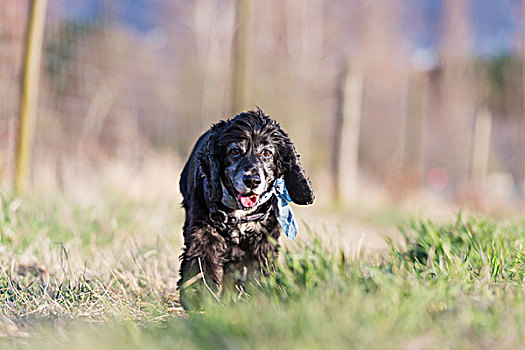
[
  {"left": 406, "top": 0, "right": 521, "bottom": 56},
  {"left": 470, "top": 0, "right": 521, "bottom": 56},
  {"left": 60, "top": 0, "right": 522, "bottom": 56},
  {"left": 61, "top": 0, "right": 155, "bottom": 33}
]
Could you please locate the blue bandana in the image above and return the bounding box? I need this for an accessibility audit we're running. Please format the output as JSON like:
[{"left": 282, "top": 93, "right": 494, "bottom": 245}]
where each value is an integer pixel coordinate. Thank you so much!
[
  {"left": 219, "top": 177, "right": 299, "bottom": 239},
  {"left": 271, "top": 178, "right": 299, "bottom": 239}
]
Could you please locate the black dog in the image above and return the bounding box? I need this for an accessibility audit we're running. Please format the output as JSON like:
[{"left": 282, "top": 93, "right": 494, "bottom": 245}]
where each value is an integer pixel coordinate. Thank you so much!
[{"left": 178, "top": 108, "right": 314, "bottom": 308}]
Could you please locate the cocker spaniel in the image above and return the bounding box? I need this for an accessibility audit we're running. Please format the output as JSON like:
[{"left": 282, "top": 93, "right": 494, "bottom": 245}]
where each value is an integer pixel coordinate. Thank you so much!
[{"left": 178, "top": 108, "right": 314, "bottom": 309}]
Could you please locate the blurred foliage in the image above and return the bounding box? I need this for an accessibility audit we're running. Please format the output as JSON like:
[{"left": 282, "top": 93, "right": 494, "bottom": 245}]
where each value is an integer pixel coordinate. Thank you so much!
[
  {"left": 44, "top": 21, "right": 97, "bottom": 93},
  {"left": 476, "top": 54, "right": 523, "bottom": 119}
]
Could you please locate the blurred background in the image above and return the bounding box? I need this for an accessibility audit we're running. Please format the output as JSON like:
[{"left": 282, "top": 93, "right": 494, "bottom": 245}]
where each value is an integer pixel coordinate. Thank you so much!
[{"left": 1, "top": 0, "right": 525, "bottom": 216}]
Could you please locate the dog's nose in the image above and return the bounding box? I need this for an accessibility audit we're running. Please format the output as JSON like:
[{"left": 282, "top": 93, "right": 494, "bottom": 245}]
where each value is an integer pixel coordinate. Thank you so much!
[{"left": 242, "top": 174, "right": 261, "bottom": 189}]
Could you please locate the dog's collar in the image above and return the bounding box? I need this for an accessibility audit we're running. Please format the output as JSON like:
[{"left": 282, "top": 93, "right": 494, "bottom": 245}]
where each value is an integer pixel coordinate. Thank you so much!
[{"left": 205, "top": 177, "right": 298, "bottom": 239}]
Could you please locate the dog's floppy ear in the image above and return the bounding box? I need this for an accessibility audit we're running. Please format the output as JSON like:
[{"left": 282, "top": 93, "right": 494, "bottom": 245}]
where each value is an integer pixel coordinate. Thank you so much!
[
  {"left": 276, "top": 129, "right": 315, "bottom": 205},
  {"left": 198, "top": 121, "right": 228, "bottom": 211}
]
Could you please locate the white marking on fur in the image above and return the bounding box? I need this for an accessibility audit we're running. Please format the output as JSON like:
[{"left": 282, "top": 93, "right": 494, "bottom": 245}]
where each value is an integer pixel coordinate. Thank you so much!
[{"left": 239, "top": 221, "right": 262, "bottom": 236}]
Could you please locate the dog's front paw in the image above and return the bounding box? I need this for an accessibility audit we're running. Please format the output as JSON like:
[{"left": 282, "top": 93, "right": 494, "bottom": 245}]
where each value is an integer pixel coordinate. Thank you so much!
[{"left": 209, "top": 209, "right": 228, "bottom": 230}]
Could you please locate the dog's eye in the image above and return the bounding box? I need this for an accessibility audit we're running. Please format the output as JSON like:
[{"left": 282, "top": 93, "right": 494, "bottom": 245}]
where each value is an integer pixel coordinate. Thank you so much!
[
  {"left": 230, "top": 148, "right": 241, "bottom": 157},
  {"left": 262, "top": 149, "right": 273, "bottom": 158}
]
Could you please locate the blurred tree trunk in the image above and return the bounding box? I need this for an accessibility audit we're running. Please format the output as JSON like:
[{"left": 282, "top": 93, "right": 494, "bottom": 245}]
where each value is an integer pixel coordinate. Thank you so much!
[
  {"left": 439, "top": 0, "right": 474, "bottom": 191},
  {"left": 16, "top": 0, "right": 47, "bottom": 194},
  {"left": 332, "top": 60, "right": 364, "bottom": 203},
  {"left": 514, "top": 121, "right": 525, "bottom": 195},
  {"left": 194, "top": 0, "right": 235, "bottom": 128},
  {"left": 283, "top": 0, "right": 324, "bottom": 173},
  {"left": 519, "top": 0, "right": 525, "bottom": 195},
  {"left": 470, "top": 108, "right": 492, "bottom": 190},
  {"left": 357, "top": 0, "right": 407, "bottom": 183},
  {"left": 231, "top": 0, "right": 251, "bottom": 115},
  {"left": 402, "top": 71, "right": 428, "bottom": 188},
  {"left": 0, "top": 0, "right": 29, "bottom": 186}
]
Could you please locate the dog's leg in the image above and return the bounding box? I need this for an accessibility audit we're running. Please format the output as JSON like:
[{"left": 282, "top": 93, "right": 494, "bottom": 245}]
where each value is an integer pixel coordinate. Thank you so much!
[
  {"left": 179, "top": 258, "right": 224, "bottom": 310},
  {"left": 178, "top": 226, "right": 226, "bottom": 310},
  {"left": 254, "top": 225, "right": 281, "bottom": 276}
]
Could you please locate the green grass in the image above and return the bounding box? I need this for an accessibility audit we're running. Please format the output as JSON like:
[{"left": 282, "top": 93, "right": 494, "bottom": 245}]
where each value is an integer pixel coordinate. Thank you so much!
[{"left": 0, "top": 193, "right": 524, "bottom": 348}]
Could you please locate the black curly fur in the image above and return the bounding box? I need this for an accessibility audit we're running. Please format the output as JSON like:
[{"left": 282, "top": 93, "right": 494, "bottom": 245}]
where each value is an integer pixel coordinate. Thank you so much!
[{"left": 178, "top": 108, "right": 314, "bottom": 309}]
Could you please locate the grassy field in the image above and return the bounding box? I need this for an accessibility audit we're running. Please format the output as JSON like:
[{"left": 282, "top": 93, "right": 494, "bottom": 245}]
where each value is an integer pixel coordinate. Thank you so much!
[{"left": 0, "top": 191, "right": 524, "bottom": 349}]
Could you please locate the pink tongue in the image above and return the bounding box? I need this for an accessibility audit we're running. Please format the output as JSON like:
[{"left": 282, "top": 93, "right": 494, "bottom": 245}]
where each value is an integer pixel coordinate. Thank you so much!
[{"left": 238, "top": 194, "right": 260, "bottom": 208}]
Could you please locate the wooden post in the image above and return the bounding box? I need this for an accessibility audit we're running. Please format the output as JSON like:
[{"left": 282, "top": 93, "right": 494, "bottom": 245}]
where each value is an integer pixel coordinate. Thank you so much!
[
  {"left": 403, "top": 71, "right": 428, "bottom": 181},
  {"left": 16, "top": 0, "right": 48, "bottom": 194},
  {"left": 441, "top": 0, "right": 474, "bottom": 189},
  {"left": 470, "top": 108, "right": 492, "bottom": 189},
  {"left": 231, "top": 0, "right": 251, "bottom": 115},
  {"left": 332, "top": 60, "right": 364, "bottom": 203}
]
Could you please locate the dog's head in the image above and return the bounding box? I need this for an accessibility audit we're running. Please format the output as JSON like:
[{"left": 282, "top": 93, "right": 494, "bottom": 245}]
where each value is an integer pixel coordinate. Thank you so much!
[{"left": 200, "top": 109, "right": 314, "bottom": 211}]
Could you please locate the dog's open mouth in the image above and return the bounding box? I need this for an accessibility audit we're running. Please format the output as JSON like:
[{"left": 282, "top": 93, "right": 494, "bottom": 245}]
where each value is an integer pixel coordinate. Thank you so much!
[{"left": 237, "top": 194, "right": 260, "bottom": 208}]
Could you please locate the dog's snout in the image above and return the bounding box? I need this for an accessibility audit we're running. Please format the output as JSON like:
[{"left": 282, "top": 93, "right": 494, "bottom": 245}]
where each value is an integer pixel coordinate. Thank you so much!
[{"left": 242, "top": 174, "right": 261, "bottom": 189}]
